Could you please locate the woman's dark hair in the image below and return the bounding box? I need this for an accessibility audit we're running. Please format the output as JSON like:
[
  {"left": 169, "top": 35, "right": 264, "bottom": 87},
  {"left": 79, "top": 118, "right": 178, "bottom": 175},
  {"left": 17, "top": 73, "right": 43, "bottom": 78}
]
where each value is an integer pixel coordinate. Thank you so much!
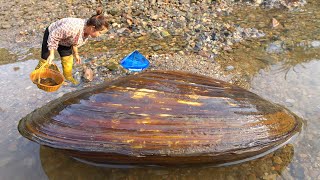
[{"left": 87, "top": 8, "right": 109, "bottom": 30}]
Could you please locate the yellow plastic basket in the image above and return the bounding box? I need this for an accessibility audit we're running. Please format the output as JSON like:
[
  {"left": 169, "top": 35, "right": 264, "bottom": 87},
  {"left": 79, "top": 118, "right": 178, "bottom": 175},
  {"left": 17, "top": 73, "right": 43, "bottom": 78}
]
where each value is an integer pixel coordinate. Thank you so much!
[{"left": 30, "top": 62, "right": 64, "bottom": 92}]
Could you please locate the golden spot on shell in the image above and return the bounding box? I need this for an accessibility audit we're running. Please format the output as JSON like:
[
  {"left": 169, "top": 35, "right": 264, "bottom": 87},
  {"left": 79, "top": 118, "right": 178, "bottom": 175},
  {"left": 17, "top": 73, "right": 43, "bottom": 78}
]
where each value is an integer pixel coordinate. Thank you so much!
[
  {"left": 151, "top": 130, "right": 161, "bottom": 132},
  {"left": 227, "top": 101, "right": 238, "bottom": 107},
  {"left": 131, "top": 91, "right": 156, "bottom": 99},
  {"left": 125, "top": 87, "right": 137, "bottom": 90},
  {"left": 131, "top": 91, "right": 148, "bottom": 99},
  {"left": 136, "top": 119, "right": 151, "bottom": 124},
  {"left": 177, "top": 100, "right": 202, "bottom": 106},
  {"left": 131, "top": 106, "right": 141, "bottom": 109},
  {"left": 126, "top": 139, "right": 134, "bottom": 143},
  {"left": 112, "top": 119, "right": 120, "bottom": 124},
  {"left": 137, "top": 113, "right": 149, "bottom": 117},
  {"left": 160, "top": 107, "right": 172, "bottom": 110},
  {"left": 139, "top": 88, "right": 158, "bottom": 93},
  {"left": 140, "top": 129, "right": 161, "bottom": 132},
  {"left": 187, "top": 94, "right": 200, "bottom": 100},
  {"left": 159, "top": 114, "right": 173, "bottom": 117}
]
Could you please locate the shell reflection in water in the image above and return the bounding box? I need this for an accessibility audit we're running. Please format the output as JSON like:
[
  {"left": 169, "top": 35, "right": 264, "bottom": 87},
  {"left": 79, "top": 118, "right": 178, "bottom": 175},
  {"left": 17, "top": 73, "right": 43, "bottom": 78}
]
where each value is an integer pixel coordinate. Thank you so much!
[
  {"left": 40, "top": 144, "right": 295, "bottom": 178},
  {"left": 18, "top": 70, "right": 302, "bottom": 165}
]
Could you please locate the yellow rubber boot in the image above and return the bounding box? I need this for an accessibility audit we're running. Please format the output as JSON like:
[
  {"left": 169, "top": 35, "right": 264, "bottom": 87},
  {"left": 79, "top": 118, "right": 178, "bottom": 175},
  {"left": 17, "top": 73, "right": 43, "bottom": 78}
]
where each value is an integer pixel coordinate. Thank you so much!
[
  {"left": 61, "top": 55, "right": 79, "bottom": 85},
  {"left": 35, "top": 59, "right": 47, "bottom": 70}
]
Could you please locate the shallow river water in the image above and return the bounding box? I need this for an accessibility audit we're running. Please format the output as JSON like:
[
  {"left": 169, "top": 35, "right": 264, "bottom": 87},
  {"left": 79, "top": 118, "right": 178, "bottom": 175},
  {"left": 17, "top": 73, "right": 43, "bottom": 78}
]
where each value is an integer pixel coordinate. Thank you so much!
[{"left": 0, "top": 1, "right": 320, "bottom": 180}]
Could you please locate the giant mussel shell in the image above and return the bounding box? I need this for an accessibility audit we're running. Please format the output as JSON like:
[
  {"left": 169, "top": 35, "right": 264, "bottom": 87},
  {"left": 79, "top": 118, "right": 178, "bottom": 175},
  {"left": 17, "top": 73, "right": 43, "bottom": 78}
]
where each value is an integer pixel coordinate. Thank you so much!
[{"left": 18, "top": 70, "right": 302, "bottom": 165}]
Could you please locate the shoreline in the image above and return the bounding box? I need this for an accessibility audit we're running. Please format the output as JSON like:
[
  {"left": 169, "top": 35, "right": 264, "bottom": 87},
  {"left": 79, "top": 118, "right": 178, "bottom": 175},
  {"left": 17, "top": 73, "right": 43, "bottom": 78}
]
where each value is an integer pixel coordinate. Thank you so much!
[{"left": 0, "top": 0, "right": 309, "bottom": 89}]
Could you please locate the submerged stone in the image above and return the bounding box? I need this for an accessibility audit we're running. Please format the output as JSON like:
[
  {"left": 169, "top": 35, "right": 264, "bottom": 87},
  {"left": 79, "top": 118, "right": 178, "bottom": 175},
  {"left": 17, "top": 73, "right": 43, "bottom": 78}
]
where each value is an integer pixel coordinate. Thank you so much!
[{"left": 18, "top": 70, "right": 302, "bottom": 165}]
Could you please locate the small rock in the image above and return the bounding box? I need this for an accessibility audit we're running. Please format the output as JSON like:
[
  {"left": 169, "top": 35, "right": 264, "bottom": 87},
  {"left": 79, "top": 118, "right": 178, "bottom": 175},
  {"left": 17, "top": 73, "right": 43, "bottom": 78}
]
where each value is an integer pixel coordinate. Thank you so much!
[
  {"left": 1, "top": 22, "right": 11, "bottom": 29},
  {"left": 83, "top": 65, "right": 94, "bottom": 82},
  {"left": 285, "top": 99, "right": 295, "bottom": 107},
  {"left": 248, "top": 174, "right": 257, "bottom": 180},
  {"left": 311, "top": 40, "right": 320, "bottom": 48},
  {"left": 254, "top": 0, "right": 263, "bottom": 5},
  {"left": 299, "top": 154, "right": 308, "bottom": 158},
  {"left": 150, "top": 14, "right": 159, "bottom": 20},
  {"left": 199, "top": 50, "right": 209, "bottom": 58},
  {"left": 266, "top": 41, "right": 285, "bottom": 54},
  {"left": 273, "top": 156, "right": 283, "bottom": 164},
  {"left": 116, "top": 28, "right": 129, "bottom": 34},
  {"left": 25, "top": 86, "right": 32, "bottom": 90},
  {"left": 225, "top": 65, "right": 234, "bottom": 71},
  {"left": 161, "top": 30, "right": 171, "bottom": 37},
  {"left": 106, "top": 62, "right": 120, "bottom": 71},
  {"left": 152, "top": 45, "right": 162, "bottom": 51},
  {"left": 271, "top": 18, "right": 280, "bottom": 28}
]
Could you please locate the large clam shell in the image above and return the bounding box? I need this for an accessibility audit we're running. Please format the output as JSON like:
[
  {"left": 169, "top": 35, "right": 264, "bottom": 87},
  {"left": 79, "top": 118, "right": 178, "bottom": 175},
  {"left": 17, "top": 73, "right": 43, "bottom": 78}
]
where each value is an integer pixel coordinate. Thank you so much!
[{"left": 18, "top": 70, "right": 302, "bottom": 165}]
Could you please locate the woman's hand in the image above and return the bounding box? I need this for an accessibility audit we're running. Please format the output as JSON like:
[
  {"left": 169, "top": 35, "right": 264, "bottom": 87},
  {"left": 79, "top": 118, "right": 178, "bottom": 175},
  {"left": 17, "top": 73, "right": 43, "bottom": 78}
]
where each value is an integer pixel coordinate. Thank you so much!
[
  {"left": 74, "top": 53, "right": 82, "bottom": 64},
  {"left": 72, "top": 46, "right": 81, "bottom": 64},
  {"left": 47, "top": 54, "right": 54, "bottom": 64}
]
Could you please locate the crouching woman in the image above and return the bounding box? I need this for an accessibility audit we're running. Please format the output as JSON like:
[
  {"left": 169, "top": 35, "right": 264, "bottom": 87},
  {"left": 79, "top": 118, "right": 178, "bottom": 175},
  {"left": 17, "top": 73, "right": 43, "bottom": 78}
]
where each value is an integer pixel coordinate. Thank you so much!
[{"left": 36, "top": 8, "right": 109, "bottom": 85}]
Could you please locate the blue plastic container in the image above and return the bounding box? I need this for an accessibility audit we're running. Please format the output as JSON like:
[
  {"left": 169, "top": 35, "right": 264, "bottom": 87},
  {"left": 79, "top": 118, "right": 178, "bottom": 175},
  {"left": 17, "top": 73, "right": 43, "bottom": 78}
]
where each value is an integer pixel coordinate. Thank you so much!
[{"left": 120, "top": 50, "right": 150, "bottom": 72}]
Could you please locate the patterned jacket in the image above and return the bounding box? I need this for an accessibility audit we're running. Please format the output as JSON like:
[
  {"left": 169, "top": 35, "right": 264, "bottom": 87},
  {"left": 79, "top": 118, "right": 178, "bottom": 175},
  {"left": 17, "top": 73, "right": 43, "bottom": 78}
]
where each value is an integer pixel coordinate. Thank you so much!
[{"left": 47, "top": 18, "right": 88, "bottom": 50}]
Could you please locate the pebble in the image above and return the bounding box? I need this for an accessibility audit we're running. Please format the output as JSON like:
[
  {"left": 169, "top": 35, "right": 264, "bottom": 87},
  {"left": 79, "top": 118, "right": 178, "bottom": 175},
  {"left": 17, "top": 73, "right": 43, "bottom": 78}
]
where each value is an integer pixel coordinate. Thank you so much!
[
  {"left": 311, "top": 40, "right": 320, "bottom": 48},
  {"left": 1, "top": 23, "right": 11, "bottom": 29},
  {"left": 285, "top": 99, "right": 295, "bottom": 107},
  {"left": 152, "top": 45, "right": 162, "bottom": 51},
  {"left": 25, "top": 86, "right": 32, "bottom": 90},
  {"left": 161, "top": 30, "right": 171, "bottom": 37},
  {"left": 225, "top": 65, "right": 235, "bottom": 71},
  {"left": 248, "top": 174, "right": 257, "bottom": 180},
  {"left": 273, "top": 156, "right": 283, "bottom": 165},
  {"left": 266, "top": 41, "right": 284, "bottom": 54}
]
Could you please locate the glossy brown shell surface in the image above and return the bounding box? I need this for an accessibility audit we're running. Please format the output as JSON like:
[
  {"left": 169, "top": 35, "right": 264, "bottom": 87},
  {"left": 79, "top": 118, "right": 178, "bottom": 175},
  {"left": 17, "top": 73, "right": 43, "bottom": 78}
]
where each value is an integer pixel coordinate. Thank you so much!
[{"left": 18, "top": 70, "right": 302, "bottom": 165}]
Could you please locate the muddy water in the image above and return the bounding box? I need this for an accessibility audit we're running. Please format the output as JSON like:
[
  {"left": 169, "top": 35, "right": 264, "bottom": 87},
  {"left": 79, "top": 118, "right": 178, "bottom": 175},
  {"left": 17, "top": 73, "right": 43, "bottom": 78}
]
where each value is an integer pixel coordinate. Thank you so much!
[{"left": 0, "top": 1, "right": 320, "bottom": 180}]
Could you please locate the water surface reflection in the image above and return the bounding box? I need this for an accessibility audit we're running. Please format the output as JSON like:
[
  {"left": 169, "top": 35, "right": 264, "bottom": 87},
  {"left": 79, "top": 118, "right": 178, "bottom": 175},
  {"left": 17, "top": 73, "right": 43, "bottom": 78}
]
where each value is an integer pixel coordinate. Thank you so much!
[
  {"left": 251, "top": 59, "right": 320, "bottom": 179},
  {"left": 40, "top": 144, "right": 294, "bottom": 180}
]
